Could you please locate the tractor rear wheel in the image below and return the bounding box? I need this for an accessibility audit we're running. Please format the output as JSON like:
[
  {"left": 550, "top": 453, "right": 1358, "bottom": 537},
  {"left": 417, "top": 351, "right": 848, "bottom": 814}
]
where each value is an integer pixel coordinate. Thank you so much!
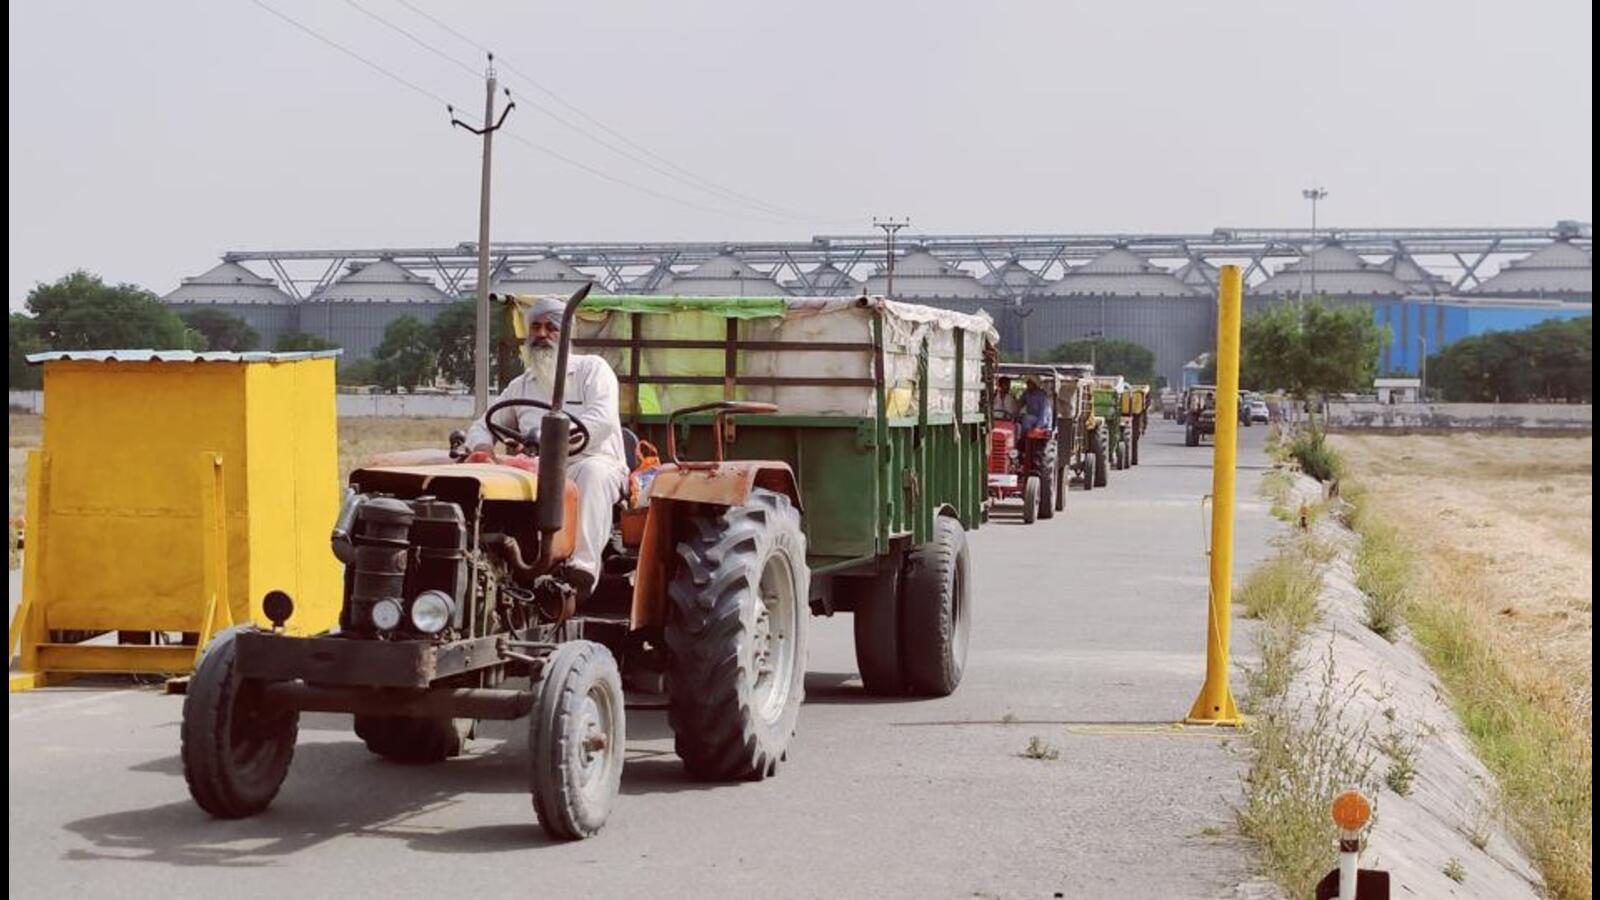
[
  {"left": 1094, "top": 426, "right": 1110, "bottom": 487},
  {"left": 1022, "top": 476, "right": 1040, "bottom": 524},
  {"left": 354, "top": 715, "right": 472, "bottom": 764},
  {"left": 1039, "top": 443, "right": 1058, "bottom": 519},
  {"left": 529, "top": 640, "right": 624, "bottom": 840},
  {"left": 848, "top": 559, "right": 905, "bottom": 695},
  {"left": 666, "top": 488, "right": 808, "bottom": 781},
  {"left": 181, "top": 627, "right": 298, "bottom": 818},
  {"left": 900, "top": 516, "right": 972, "bottom": 697}
]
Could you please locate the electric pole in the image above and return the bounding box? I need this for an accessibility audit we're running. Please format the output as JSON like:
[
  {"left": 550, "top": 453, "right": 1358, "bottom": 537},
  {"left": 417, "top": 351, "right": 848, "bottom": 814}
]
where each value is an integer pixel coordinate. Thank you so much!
[
  {"left": 873, "top": 217, "right": 910, "bottom": 298},
  {"left": 450, "top": 54, "right": 515, "bottom": 414}
]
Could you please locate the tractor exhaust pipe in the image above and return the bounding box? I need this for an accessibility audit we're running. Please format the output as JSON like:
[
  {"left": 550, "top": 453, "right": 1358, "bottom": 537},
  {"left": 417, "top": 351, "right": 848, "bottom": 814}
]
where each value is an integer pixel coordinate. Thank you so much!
[{"left": 533, "top": 283, "right": 592, "bottom": 545}]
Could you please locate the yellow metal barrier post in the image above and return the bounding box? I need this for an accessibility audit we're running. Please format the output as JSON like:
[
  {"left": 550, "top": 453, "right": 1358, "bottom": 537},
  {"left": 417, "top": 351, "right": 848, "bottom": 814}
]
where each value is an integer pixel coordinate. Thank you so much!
[{"left": 1187, "top": 265, "right": 1243, "bottom": 725}]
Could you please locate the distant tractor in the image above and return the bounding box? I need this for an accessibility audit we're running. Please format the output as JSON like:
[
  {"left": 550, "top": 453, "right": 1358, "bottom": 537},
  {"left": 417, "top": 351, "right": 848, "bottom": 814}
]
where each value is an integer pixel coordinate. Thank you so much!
[
  {"left": 1183, "top": 385, "right": 1219, "bottom": 446},
  {"left": 990, "top": 364, "right": 1079, "bottom": 521}
]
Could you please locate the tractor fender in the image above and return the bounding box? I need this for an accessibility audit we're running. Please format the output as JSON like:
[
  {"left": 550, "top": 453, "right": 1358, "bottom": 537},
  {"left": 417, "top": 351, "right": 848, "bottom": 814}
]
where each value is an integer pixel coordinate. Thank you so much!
[{"left": 628, "top": 461, "right": 800, "bottom": 631}]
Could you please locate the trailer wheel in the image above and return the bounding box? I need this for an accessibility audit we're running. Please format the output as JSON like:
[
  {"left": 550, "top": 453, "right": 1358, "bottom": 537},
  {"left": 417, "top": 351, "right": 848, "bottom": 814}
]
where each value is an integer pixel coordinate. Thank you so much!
[
  {"left": 1094, "top": 426, "right": 1110, "bottom": 487},
  {"left": 666, "top": 488, "right": 808, "bottom": 780},
  {"left": 848, "top": 561, "right": 905, "bottom": 695},
  {"left": 181, "top": 626, "right": 298, "bottom": 818},
  {"left": 354, "top": 716, "right": 472, "bottom": 764},
  {"left": 1131, "top": 423, "right": 1141, "bottom": 466},
  {"left": 900, "top": 516, "right": 971, "bottom": 697},
  {"left": 1185, "top": 424, "right": 1199, "bottom": 447},
  {"left": 1082, "top": 453, "right": 1097, "bottom": 492},
  {"left": 1022, "top": 476, "right": 1040, "bottom": 524},
  {"left": 529, "top": 640, "right": 624, "bottom": 840}
]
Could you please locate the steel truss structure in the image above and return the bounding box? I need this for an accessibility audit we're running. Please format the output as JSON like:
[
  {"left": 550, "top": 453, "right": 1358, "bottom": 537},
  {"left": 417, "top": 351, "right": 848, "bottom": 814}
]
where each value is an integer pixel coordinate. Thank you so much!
[{"left": 223, "top": 222, "right": 1591, "bottom": 300}]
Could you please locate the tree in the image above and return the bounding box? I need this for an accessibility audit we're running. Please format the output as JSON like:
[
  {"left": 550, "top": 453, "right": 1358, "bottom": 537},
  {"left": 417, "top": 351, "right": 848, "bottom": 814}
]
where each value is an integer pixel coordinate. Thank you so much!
[
  {"left": 430, "top": 300, "right": 511, "bottom": 387},
  {"left": 1430, "top": 316, "right": 1591, "bottom": 402},
  {"left": 178, "top": 308, "right": 259, "bottom": 352},
  {"left": 1041, "top": 337, "right": 1157, "bottom": 383},
  {"left": 1237, "top": 301, "right": 1383, "bottom": 403},
  {"left": 25, "top": 270, "right": 202, "bottom": 351},
  {"left": 336, "top": 357, "right": 381, "bottom": 387},
  {"left": 273, "top": 330, "right": 339, "bottom": 353},
  {"left": 371, "top": 316, "right": 437, "bottom": 392},
  {"left": 9, "top": 314, "right": 46, "bottom": 389}
]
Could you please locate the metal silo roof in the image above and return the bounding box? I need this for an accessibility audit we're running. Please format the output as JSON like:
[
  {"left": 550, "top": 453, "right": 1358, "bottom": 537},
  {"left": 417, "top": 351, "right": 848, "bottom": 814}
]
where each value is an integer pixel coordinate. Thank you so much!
[
  {"left": 1174, "top": 258, "right": 1220, "bottom": 292},
  {"left": 310, "top": 259, "right": 452, "bottom": 304},
  {"left": 1473, "top": 241, "right": 1593, "bottom": 295},
  {"left": 657, "top": 254, "right": 788, "bottom": 296},
  {"left": 490, "top": 257, "right": 607, "bottom": 295},
  {"left": 1381, "top": 255, "right": 1450, "bottom": 294},
  {"left": 162, "top": 261, "right": 296, "bottom": 306},
  {"left": 1043, "top": 248, "right": 1196, "bottom": 297},
  {"left": 979, "top": 260, "right": 1047, "bottom": 293},
  {"left": 1252, "top": 244, "right": 1412, "bottom": 296},
  {"left": 863, "top": 249, "right": 990, "bottom": 299},
  {"left": 783, "top": 262, "right": 862, "bottom": 296}
]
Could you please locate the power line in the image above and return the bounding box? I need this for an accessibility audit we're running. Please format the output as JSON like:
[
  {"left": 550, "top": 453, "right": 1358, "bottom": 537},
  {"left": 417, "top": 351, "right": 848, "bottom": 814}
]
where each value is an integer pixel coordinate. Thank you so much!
[
  {"left": 249, "top": 0, "right": 807, "bottom": 224},
  {"left": 389, "top": 0, "right": 833, "bottom": 224},
  {"left": 248, "top": 0, "right": 471, "bottom": 118}
]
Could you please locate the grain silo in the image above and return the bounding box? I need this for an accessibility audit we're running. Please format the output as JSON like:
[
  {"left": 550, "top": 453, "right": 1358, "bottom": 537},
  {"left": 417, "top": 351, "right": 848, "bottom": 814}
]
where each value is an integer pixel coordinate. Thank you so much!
[
  {"left": 298, "top": 258, "right": 455, "bottom": 361},
  {"left": 490, "top": 257, "right": 607, "bottom": 296},
  {"left": 1470, "top": 240, "right": 1592, "bottom": 303},
  {"left": 161, "top": 261, "right": 297, "bottom": 350},
  {"left": 655, "top": 253, "right": 788, "bottom": 296}
]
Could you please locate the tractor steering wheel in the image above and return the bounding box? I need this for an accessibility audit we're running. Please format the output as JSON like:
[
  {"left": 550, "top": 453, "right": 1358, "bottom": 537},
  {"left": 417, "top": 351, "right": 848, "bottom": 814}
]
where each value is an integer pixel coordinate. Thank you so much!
[{"left": 482, "top": 398, "right": 592, "bottom": 456}]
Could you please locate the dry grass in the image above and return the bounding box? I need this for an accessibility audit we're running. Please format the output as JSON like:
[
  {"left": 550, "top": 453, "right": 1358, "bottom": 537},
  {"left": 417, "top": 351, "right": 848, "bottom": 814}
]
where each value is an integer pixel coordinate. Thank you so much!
[
  {"left": 7, "top": 414, "right": 461, "bottom": 568},
  {"left": 1333, "top": 433, "right": 1593, "bottom": 900}
]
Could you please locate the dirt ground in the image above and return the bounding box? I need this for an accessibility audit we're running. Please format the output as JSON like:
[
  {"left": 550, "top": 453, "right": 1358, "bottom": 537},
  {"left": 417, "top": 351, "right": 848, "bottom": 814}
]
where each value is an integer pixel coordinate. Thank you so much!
[{"left": 1329, "top": 432, "right": 1593, "bottom": 710}]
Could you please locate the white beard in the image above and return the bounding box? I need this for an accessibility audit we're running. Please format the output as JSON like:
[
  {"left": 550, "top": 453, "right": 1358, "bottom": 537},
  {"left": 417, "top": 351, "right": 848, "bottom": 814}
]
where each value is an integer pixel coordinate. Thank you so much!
[{"left": 522, "top": 342, "right": 559, "bottom": 388}]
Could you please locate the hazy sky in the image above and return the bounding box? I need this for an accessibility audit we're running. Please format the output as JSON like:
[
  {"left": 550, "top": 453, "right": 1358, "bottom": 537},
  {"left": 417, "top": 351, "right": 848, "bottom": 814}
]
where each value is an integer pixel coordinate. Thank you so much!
[{"left": 8, "top": 0, "right": 1593, "bottom": 308}]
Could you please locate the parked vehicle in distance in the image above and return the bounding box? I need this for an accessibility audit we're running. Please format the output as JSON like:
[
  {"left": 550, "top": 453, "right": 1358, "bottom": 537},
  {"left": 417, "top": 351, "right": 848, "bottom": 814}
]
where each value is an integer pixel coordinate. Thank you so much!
[{"left": 1249, "top": 399, "right": 1270, "bottom": 423}]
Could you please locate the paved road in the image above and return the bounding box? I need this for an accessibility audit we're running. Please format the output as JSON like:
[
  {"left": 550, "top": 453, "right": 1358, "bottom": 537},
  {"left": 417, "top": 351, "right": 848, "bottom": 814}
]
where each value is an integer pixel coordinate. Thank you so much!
[{"left": 8, "top": 420, "right": 1278, "bottom": 899}]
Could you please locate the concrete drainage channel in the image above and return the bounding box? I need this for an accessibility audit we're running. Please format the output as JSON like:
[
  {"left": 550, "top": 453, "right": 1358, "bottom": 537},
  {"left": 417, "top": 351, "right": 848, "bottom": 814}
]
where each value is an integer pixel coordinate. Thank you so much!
[{"left": 1257, "top": 472, "right": 1545, "bottom": 898}]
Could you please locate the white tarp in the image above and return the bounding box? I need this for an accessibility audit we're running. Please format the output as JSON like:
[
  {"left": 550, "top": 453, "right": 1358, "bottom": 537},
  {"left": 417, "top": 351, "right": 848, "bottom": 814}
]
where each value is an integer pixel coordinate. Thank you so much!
[{"left": 562, "top": 296, "right": 996, "bottom": 419}]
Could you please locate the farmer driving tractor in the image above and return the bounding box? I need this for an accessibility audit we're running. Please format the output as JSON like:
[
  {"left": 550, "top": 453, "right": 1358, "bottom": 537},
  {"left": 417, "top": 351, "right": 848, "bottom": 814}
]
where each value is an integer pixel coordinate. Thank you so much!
[
  {"left": 1020, "top": 376, "right": 1054, "bottom": 434},
  {"left": 464, "top": 295, "right": 628, "bottom": 604}
]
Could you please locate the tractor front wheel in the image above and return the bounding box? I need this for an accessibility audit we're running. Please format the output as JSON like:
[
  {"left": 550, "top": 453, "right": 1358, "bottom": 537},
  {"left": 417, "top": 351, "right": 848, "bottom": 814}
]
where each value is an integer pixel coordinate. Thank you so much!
[
  {"left": 181, "top": 627, "right": 298, "bottom": 818},
  {"left": 666, "top": 488, "right": 808, "bottom": 781},
  {"left": 529, "top": 640, "right": 625, "bottom": 840}
]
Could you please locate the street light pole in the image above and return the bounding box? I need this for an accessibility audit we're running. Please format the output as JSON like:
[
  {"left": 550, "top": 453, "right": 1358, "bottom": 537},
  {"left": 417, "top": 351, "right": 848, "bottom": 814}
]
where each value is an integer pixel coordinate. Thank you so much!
[
  {"left": 1301, "top": 187, "right": 1328, "bottom": 296},
  {"left": 873, "top": 217, "right": 910, "bottom": 298}
]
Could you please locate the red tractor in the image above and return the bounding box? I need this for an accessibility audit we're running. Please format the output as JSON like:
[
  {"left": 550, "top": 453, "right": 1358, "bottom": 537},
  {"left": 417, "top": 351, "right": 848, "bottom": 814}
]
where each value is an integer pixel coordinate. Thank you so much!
[{"left": 986, "top": 371, "right": 1059, "bottom": 524}]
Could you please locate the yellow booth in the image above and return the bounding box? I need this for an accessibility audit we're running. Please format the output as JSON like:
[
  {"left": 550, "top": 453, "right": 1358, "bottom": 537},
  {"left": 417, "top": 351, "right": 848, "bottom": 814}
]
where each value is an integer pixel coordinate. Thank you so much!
[{"left": 10, "top": 350, "right": 343, "bottom": 691}]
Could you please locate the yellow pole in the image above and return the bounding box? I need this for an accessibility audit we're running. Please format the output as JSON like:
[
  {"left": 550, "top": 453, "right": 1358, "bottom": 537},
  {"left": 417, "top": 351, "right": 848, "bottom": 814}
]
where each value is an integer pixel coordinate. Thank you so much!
[{"left": 1188, "top": 265, "right": 1243, "bottom": 725}]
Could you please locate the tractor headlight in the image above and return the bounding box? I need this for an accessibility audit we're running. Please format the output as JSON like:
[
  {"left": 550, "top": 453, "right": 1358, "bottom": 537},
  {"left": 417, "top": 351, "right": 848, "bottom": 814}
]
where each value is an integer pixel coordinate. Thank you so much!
[
  {"left": 410, "top": 590, "right": 454, "bottom": 635},
  {"left": 371, "top": 599, "right": 403, "bottom": 631}
]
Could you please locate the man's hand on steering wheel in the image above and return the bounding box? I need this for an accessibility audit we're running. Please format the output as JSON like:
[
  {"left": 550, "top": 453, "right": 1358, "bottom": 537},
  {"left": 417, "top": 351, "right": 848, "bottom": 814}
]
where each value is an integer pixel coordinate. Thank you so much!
[{"left": 480, "top": 397, "right": 592, "bottom": 458}]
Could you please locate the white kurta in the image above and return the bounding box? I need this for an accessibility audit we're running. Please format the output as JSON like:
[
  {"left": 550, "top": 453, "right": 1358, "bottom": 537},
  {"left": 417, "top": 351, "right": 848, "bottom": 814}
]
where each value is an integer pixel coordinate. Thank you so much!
[{"left": 464, "top": 354, "right": 629, "bottom": 579}]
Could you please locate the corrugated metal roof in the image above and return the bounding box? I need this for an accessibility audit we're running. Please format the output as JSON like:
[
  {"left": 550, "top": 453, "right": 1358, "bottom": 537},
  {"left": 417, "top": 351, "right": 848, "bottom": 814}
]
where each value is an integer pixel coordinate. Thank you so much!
[
  {"left": 309, "top": 259, "right": 452, "bottom": 304},
  {"left": 1252, "top": 244, "right": 1412, "bottom": 295},
  {"left": 1473, "top": 241, "right": 1593, "bottom": 295},
  {"left": 1044, "top": 248, "right": 1196, "bottom": 297},
  {"left": 1383, "top": 255, "right": 1450, "bottom": 293},
  {"left": 27, "top": 349, "right": 342, "bottom": 364},
  {"left": 163, "top": 261, "right": 296, "bottom": 306}
]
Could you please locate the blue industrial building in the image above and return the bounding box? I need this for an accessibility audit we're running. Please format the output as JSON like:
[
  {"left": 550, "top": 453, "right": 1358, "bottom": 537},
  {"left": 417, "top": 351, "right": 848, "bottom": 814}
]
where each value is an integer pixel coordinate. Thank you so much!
[{"left": 1375, "top": 296, "right": 1591, "bottom": 374}]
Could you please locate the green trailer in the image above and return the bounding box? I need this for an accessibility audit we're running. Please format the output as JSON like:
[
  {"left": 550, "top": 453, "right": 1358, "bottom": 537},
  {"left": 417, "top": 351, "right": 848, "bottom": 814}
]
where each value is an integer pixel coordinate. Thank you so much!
[
  {"left": 1089, "top": 375, "right": 1128, "bottom": 481},
  {"left": 567, "top": 295, "right": 997, "bottom": 696}
]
